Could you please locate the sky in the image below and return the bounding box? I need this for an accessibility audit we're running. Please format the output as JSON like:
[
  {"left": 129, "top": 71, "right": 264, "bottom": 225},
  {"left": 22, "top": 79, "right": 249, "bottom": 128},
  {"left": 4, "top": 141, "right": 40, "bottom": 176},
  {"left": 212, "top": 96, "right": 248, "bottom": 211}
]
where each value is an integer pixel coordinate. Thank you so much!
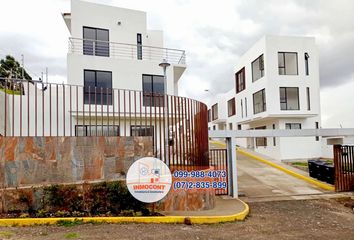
[{"left": 0, "top": 0, "right": 353, "bottom": 128}]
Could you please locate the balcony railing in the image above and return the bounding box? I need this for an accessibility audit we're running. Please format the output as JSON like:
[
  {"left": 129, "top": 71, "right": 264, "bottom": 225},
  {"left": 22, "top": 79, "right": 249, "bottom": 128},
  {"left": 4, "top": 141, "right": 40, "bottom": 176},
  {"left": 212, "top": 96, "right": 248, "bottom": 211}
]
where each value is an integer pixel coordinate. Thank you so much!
[
  {"left": 0, "top": 78, "right": 208, "bottom": 166},
  {"left": 68, "top": 37, "right": 186, "bottom": 65}
]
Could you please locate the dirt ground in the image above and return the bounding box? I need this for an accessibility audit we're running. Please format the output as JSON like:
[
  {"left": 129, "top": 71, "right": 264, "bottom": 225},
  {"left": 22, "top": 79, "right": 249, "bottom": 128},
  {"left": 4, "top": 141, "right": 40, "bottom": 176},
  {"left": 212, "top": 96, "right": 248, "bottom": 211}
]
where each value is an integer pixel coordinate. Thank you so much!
[{"left": 0, "top": 199, "right": 353, "bottom": 240}]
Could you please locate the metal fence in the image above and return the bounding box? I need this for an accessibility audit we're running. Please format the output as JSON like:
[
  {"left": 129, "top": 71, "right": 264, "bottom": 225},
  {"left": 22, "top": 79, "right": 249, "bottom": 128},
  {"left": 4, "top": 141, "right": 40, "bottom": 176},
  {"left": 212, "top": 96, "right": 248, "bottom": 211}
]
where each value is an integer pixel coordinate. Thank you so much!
[
  {"left": 209, "top": 148, "right": 228, "bottom": 195},
  {"left": 68, "top": 38, "right": 186, "bottom": 65},
  {"left": 334, "top": 145, "right": 354, "bottom": 192},
  {"left": 0, "top": 78, "right": 208, "bottom": 166}
]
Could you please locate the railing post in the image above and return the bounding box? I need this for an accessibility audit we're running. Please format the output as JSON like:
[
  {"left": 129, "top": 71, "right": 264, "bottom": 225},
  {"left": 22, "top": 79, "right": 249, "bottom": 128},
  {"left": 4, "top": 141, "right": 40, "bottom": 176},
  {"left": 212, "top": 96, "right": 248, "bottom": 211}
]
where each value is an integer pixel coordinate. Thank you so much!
[{"left": 226, "top": 137, "right": 238, "bottom": 198}]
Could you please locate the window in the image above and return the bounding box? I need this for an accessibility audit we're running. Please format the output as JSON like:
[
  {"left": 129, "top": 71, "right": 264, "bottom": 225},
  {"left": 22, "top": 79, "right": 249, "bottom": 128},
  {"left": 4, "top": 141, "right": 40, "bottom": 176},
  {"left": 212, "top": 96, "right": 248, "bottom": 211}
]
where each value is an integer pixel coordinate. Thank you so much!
[
  {"left": 272, "top": 124, "right": 276, "bottom": 146},
  {"left": 245, "top": 97, "right": 247, "bottom": 117},
  {"left": 227, "top": 98, "right": 236, "bottom": 117},
  {"left": 255, "top": 126, "right": 267, "bottom": 147},
  {"left": 305, "top": 53, "right": 309, "bottom": 75},
  {"left": 131, "top": 126, "right": 154, "bottom": 137},
  {"left": 280, "top": 87, "right": 299, "bottom": 110},
  {"left": 278, "top": 52, "right": 298, "bottom": 75},
  {"left": 285, "top": 123, "right": 302, "bottom": 129},
  {"left": 208, "top": 109, "right": 211, "bottom": 122},
  {"left": 253, "top": 89, "right": 266, "bottom": 114},
  {"left": 212, "top": 104, "right": 218, "bottom": 120},
  {"left": 306, "top": 87, "right": 311, "bottom": 110},
  {"left": 83, "top": 27, "right": 109, "bottom": 57},
  {"left": 137, "top": 33, "right": 142, "bottom": 60},
  {"left": 213, "top": 125, "right": 216, "bottom": 130},
  {"left": 241, "top": 99, "right": 243, "bottom": 118},
  {"left": 75, "top": 125, "right": 119, "bottom": 136},
  {"left": 235, "top": 68, "right": 245, "bottom": 93},
  {"left": 142, "top": 74, "right": 164, "bottom": 107},
  {"left": 237, "top": 124, "right": 242, "bottom": 130},
  {"left": 252, "top": 54, "right": 264, "bottom": 82},
  {"left": 315, "top": 122, "right": 319, "bottom": 141},
  {"left": 84, "top": 70, "right": 112, "bottom": 105},
  {"left": 229, "top": 123, "right": 233, "bottom": 130}
]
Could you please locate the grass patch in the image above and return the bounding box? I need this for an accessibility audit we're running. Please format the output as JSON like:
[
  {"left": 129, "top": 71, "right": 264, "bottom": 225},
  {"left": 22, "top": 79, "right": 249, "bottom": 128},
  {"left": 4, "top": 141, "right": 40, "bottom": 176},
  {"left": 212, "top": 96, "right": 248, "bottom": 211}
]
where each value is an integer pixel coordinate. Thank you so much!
[
  {"left": 64, "top": 232, "right": 80, "bottom": 239},
  {"left": 0, "top": 231, "right": 14, "bottom": 238},
  {"left": 56, "top": 219, "right": 84, "bottom": 227},
  {"left": 291, "top": 162, "right": 308, "bottom": 167},
  {"left": 0, "top": 86, "right": 21, "bottom": 95}
]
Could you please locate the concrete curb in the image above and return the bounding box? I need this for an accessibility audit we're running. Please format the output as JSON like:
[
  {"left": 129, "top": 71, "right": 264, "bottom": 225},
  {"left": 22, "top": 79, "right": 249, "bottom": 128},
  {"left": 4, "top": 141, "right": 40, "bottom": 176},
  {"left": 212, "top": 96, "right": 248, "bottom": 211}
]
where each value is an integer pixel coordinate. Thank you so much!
[
  {"left": 237, "top": 149, "right": 335, "bottom": 192},
  {"left": 0, "top": 200, "right": 249, "bottom": 226}
]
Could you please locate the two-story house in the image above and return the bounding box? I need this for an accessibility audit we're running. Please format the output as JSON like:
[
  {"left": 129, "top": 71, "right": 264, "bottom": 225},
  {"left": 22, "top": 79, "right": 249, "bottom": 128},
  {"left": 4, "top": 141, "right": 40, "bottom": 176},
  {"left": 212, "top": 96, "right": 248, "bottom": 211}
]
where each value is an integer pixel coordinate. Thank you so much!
[{"left": 208, "top": 35, "right": 322, "bottom": 160}]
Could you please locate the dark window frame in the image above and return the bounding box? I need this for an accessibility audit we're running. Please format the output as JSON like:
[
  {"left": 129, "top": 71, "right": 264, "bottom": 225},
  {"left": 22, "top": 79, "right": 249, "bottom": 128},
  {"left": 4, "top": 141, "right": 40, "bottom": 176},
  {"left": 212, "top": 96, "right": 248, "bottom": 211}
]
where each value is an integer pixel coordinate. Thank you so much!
[
  {"left": 142, "top": 74, "right": 165, "bottom": 107},
  {"left": 235, "top": 68, "right": 246, "bottom": 93},
  {"left": 278, "top": 52, "right": 298, "bottom": 75},
  {"left": 306, "top": 87, "right": 311, "bottom": 110},
  {"left": 305, "top": 52, "right": 309, "bottom": 76},
  {"left": 251, "top": 54, "right": 265, "bottom": 82},
  {"left": 285, "top": 123, "right": 302, "bottom": 129},
  {"left": 280, "top": 87, "right": 300, "bottom": 110},
  {"left": 227, "top": 98, "right": 236, "bottom": 117},
  {"left": 253, "top": 89, "right": 266, "bottom": 114},
  {"left": 83, "top": 26, "right": 110, "bottom": 57},
  {"left": 212, "top": 104, "right": 218, "bottom": 120},
  {"left": 137, "top": 33, "right": 142, "bottom": 60},
  {"left": 75, "top": 125, "right": 119, "bottom": 136},
  {"left": 84, "top": 69, "right": 113, "bottom": 105}
]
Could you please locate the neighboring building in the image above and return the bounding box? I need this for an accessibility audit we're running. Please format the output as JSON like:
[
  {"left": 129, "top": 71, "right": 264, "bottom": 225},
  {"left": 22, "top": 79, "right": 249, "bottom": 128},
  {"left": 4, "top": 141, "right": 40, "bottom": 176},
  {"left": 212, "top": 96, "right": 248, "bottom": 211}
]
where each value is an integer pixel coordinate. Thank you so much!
[{"left": 208, "top": 35, "right": 322, "bottom": 160}]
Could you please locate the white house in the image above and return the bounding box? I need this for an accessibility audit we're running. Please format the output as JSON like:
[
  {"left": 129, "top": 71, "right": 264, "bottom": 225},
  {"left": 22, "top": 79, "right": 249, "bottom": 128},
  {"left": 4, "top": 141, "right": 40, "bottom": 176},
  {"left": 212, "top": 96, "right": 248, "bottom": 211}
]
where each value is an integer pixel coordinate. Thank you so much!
[
  {"left": 208, "top": 35, "right": 322, "bottom": 160},
  {"left": 0, "top": 0, "right": 187, "bottom": 140}
]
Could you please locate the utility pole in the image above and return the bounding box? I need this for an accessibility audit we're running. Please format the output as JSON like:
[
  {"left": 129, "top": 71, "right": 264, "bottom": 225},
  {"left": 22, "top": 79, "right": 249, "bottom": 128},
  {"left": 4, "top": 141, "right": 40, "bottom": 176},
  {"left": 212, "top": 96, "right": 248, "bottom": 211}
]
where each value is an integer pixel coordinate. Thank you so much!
[{"left": 21, "top": 54, "right": 24, "bottom": 79}]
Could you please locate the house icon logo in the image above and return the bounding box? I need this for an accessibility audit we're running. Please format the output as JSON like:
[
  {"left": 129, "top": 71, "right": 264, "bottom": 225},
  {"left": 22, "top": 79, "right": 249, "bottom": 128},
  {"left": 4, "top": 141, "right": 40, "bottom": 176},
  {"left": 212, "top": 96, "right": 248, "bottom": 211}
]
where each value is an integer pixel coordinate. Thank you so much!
[{"left": 126, "top": 157, "right": 172, "bottom": 203}]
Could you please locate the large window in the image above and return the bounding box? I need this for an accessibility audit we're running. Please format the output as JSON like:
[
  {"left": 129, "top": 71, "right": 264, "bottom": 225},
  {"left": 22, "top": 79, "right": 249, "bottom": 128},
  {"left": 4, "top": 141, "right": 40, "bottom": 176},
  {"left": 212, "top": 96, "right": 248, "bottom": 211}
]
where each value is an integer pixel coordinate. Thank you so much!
[
  {"left": 75, "top": 125, "right": 119, "bottom": 136},
  {"left": 142, "top": 74, "right": 164, "bottom": 107},
  {"left": 212, "top": 104, "right": 218, "bottom": 120},
  {"left": 280, "top": 87, "right": 299, "bottom": 110},
  {"left": 253, "top": 89, "right": 266, "bottom": 114},
  {"left": 131, "top": 126, "right": 154, "bottom": 137},
  {"left": 278, "top": 52, "right": 298, "bottom": 75},
  {"left": 285, "top": 123, "right": 302, "bottom": 129},
  {"left": 252, "top": 54, "right": 264, "bottom": 82},
  {"left": 255, "top": 126, "right": 267, "bottom": 147},
  {"left": 84, "top": 70, "right": 112, "bottom": 105},
  {"left": 227, "top": 98, "right": 236, "bottom": 117},
  {"left": 83, "top": 27, "right": 109, "bottom": 57},
  {"left": 235, "top": 68, "right": 245, "bottom": 93},
  {"left": 305, "top": 53, "right": 309, "bottom": 76}
]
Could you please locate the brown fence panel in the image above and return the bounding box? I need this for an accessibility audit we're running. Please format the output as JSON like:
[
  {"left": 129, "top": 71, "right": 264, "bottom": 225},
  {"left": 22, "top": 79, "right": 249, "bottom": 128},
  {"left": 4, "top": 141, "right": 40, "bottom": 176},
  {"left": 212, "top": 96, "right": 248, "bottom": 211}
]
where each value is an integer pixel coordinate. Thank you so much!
[
  {"left": 334, "top": 145, "right": 354, "bottom": 192},
  {"left": 209, "top": 149, "right": 228, "bottom": 195},
  {"left": 0, "top": 78, "right": 209, "bottom": 167}
]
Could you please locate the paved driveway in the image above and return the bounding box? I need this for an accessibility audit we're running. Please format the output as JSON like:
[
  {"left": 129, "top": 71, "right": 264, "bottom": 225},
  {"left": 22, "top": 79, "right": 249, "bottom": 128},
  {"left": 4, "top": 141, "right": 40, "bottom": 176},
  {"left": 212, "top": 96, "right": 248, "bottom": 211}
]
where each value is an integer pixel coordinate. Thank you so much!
[{"left": 236, "top": 152, "right": 328, "bottom": 201}]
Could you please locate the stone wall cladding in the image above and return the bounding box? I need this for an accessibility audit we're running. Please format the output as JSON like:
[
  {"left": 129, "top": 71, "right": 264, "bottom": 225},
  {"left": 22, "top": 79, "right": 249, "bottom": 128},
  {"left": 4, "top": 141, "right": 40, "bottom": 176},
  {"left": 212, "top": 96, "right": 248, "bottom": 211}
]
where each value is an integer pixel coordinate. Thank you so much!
[{"left": 0, "top": 137, "right": 153, "bottom": 188}]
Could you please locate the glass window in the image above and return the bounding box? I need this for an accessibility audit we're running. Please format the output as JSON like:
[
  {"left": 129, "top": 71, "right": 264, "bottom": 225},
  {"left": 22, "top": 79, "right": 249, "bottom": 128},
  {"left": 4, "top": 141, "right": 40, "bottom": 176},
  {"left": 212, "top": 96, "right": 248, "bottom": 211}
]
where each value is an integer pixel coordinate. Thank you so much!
[
  {"left": 306, "top": 87, "right": 310, "bottom": 110},
  {"left": 279, "top": 87, "right": 299, "bottom": 110},
  {"left": 84, "top": 70, "right": 112, "bottom": 105},
  {"left": 285, "top": 123, "right": 302, "bottom": 129},
  {"left": 137, "top": 33, "right": 142, "bottom": 60},
  {"left": 255, "top": 126, "right": 267, "bottom": 147},
  {"left": 208, "top": 109, "right": 211, "bottom": 122},
  {"left": 252, "top": 54, "right": 264, "bottom": 82},
  {"left": 75, "top": 125, "right": 119, "bottom": 136},
  {"left": 142, "top": 74, "right": 164, "bottom": 107},
  {"left": 227, "top": 98, "right": 236, "bottom": 117},
  {"left": 253, "top": 89, "right": 266, "bottom": 114},
  {"left": 212, "top": 104, "right": 218, "bottom": 120},
  {"left": 305, "top": 53, "right": 309, "bottom": 75},
  {"left": 278, "top": 52, "right": 298, "bottom": 75},
  {"left": 235, "top": 68, "right": 245, "bottom": 93},
  {"left": 131, "top": 126, "right": 154, "bottom": 137},
  {"left": 83, "top": 27, "right": 109, "bottom": 57}
]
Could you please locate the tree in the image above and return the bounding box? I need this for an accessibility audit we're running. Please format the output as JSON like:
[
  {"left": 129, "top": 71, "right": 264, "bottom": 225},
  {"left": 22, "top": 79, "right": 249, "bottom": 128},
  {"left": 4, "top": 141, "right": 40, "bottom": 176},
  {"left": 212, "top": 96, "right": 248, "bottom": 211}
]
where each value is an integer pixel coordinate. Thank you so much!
[
  {"left": 0, "top": 55, "right": 32, "bottom": 80},
  {"left": 0, "top": 55, "right": 32, "bottom": 94}
]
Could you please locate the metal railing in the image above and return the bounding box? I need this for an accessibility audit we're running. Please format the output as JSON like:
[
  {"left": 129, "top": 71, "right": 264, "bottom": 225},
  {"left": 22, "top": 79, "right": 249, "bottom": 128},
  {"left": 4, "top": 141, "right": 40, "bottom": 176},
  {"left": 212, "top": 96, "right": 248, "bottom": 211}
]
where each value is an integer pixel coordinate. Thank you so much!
[
  {"left": 0, "top": 78, "right": 208, "bottom": 166},
  {"left": 68, "top": 38, "right": 186, "bottom": 65}
]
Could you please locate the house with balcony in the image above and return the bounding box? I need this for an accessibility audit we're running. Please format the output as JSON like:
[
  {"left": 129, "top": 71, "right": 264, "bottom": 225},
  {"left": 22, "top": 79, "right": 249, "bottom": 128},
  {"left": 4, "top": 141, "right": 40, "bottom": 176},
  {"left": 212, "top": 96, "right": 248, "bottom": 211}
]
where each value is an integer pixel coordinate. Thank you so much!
[
  {"left": 0, "top": 0, "right": 208, "bottom": 166},
  {"left": 208, "top": 35, "right": 322, "bottom": 160}
]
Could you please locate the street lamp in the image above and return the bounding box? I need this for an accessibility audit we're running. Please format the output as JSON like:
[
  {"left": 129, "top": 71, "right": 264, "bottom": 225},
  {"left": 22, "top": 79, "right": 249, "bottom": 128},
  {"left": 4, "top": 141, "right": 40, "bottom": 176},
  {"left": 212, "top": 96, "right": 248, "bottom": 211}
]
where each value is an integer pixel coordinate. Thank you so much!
[{"left": 159, "top": 59, "right": 170, "bottom": 165}]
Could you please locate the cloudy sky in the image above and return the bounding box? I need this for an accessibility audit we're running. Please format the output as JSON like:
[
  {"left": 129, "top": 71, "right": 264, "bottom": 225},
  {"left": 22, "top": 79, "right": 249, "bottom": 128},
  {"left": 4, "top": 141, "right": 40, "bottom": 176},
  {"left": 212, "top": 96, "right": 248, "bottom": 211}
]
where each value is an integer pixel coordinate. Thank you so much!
[{"left": 0, "top": 0, "right": 353, "bottom": 128}]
